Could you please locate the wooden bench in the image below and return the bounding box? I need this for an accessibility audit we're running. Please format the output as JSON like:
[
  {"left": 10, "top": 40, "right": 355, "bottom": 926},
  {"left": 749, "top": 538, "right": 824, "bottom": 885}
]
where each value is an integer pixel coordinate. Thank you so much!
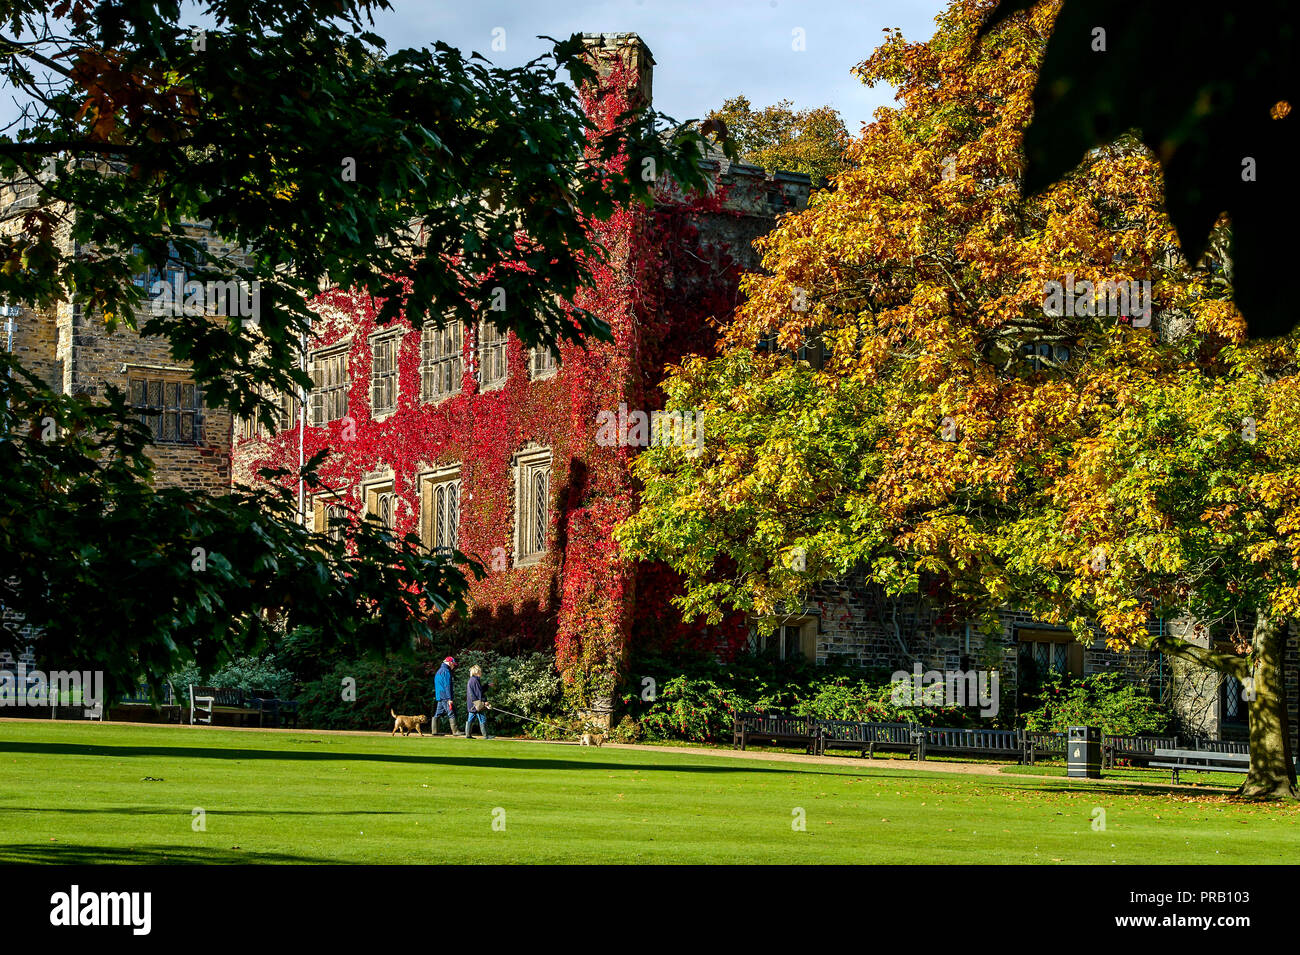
[
  {"left": 189, "top": 686, "right": 263, "bottom": 726},
  {"left": 920, "top": 727, "right": 1024, "bottom": 762},
  {"left": 190, "top": 685, "right": 245, "bottom": 725},
  {"left": 1023, "top": 731, "right": 1066, "bottom": 764},
  {"left": 1102, "top": 734, "right": 1178, "bottom": 768},
  {"left": 120, "top": 682, "right": 176, "bottom": 706},
  {"left": 733, "top": 714, "right": 819, "bottom": 754},
  {"left": 247, "top": 693, "right": 300, "bottom": 728},
  {"left": 813, "top": 719, "right": 866, "bottom": 756},
  {"left": 815, "top": 720, "right": 921, "bottom": 758},
  {"left": 1189, "top": 738, "right": 1249, "bottom": 755},
  {"left": 101, "top": 682, "right": 181, "bottom": 723},
  {"left": 189, "top": 685, "right": 298, "bottom": 727},
  {"left": 1151, "top": 747, "right": 1254, "bottom": 784}
]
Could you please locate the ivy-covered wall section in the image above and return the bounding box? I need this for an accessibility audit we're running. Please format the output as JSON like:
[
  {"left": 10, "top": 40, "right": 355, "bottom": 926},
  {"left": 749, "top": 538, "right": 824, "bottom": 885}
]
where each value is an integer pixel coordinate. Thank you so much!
[{"left": 231, "top": 34, "right": 811, "bottom": 716}]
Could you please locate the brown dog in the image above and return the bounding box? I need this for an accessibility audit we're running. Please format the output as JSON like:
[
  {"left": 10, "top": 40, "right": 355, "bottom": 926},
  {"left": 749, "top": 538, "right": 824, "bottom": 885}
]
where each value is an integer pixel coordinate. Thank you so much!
[
  {"left": 579, "top": 732, "right": 604, "bottom": 747},
  {"left": 391, "top": 710, "right": 429, "bottom": 736}
]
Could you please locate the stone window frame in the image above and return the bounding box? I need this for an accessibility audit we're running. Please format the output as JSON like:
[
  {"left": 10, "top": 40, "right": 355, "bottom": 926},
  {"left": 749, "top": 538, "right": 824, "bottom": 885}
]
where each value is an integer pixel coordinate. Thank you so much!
[
  {"left": 756, "top": 328, "right": 829, "bottom": 370},
  {"left": 307, "top": 342, "right": 349, "bottom": 426},
  {"left": 511, "top": 445, "right": 552, "bottom": 567},
  {"left": 529, "top": 343, "right": 559, "bottom": 381},
  {"left": 418, "top": 462, "right": 462, "bottom": 557},
  {"left": 477, "top": 319, "right": 509, "bottom": 392},
  {"left": 1015, "top": 627, "right": 1083, "bottom": 678},
  {"left": 236, "top": 383, "right": 280, "bottom": 441},
  {"left": 131, "top": 240, "right": 188, "bottom": 292},
  {"left": 421, "top": 319, "right": 463, "bottom": 403},
  {"left": 312, "top": 491, "right": 350, "bottom": 543},
  {"left": 748, "top": 615, "right": 818, "bottom": 662},
  {"left": 277, "top": 391, "right": 299, "bottom": 433},
  {"left": 1221, "top": 673, "right": 1248, "bottom": 724},
  {"left": 360, "top": 473, "right": 398, "bottom": 535},
  {"left": 236, "top": 384, "right": 262, "bottom": 442},
  {"left": 237, "top": 412, "right": 259, "bottom": 441},
  {"left": 271, "top": 338, "right": 304, "bottom": 434},
  {"left": 369, "top": 329, "right": 402, "bottom": 419},
  {"left": 127, "top": 373, "right": 201, "bottom": 444}
]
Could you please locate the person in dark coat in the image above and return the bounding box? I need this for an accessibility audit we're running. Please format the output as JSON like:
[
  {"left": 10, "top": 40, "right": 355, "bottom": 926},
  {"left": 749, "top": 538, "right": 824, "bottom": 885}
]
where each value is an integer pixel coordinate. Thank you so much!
[{"left": 464, "top": 665, "right": 492, "bottom": 739}]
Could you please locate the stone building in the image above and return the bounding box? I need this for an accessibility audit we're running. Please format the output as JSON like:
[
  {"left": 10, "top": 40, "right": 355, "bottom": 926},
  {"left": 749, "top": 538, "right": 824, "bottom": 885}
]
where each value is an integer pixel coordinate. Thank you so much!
[
  {"left": 766, "top": 564, "right": 1296, "bottom": 746},
  {"left": 225, "top": 31, "right": 1294, "bottom": 745},
  {"left": 0, "top": 176, "right": 235, "bottom": 493},
  {"left": 5, "top": 32, "right": 1288, "bottom": 746},
  {"left": 1, "top": 173, "right": 239, "bottom": 668},
  {"left": 231, "top": 33, "right": 812, "bottom": 713}
]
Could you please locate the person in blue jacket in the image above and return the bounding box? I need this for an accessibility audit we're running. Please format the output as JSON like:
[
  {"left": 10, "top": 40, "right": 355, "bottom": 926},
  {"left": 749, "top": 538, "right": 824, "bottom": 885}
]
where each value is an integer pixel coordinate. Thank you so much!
[
  {"left": 464, "top": 664, "right": 492, "bottom": 739},
  {"left": 432, "top": 656, "right": 456, "bottom": 735}
]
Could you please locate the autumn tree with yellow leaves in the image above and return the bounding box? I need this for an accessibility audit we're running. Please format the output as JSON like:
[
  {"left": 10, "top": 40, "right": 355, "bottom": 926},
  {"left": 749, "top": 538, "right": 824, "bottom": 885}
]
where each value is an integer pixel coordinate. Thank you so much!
[
  {"left": 706, "top": 96, "right": 850, "bottom": 188},
  {"left": 620, "top": 0, "right": 1300, "bottom": 798}
]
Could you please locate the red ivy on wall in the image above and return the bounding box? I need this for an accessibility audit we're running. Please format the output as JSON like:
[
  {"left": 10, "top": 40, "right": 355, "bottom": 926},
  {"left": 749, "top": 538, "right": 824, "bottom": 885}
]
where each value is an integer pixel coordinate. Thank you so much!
[{"left": 234, "top": 59, "right": 751, "bottom": 702}]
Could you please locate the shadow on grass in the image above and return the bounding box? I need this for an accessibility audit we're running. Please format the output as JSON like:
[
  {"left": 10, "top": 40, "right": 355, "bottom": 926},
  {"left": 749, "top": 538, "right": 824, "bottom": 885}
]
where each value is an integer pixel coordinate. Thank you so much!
[
  {"left": 0, "top": 806, "right": 407, "bottom": 816},
  {"left": 0, "top": 842, "right": 333, "bottom": 864},
  {"left": 0, "top": 739, "right": 844, "bottom": 777},
  {"left": 809, "top": 764, "right": 1231, "bottom": 799},
  {"left": 985, "top": 776, "right": 1234, "bottom": 799}
]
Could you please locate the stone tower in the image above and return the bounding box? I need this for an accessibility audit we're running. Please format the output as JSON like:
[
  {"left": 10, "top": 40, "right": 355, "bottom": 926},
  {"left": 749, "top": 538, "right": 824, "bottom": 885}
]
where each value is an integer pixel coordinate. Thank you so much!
[{"left": 581, "top": 32, "right": 654, "bottom": 107}]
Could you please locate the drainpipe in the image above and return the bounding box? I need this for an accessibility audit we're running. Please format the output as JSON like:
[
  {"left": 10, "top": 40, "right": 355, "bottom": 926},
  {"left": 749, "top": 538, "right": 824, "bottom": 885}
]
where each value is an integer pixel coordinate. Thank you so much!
[
  {"left": 297, "top": 323, "right": 307, "bottom": 525},
  {"left": 4, "top": 306, "right": 14, "bottom": 430}
]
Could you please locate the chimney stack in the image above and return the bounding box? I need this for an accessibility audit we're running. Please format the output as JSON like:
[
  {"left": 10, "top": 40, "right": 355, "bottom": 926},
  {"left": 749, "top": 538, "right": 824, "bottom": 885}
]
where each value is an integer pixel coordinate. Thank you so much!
[{"left": 580, "top": 33, "right": 654, "bottom": 107}]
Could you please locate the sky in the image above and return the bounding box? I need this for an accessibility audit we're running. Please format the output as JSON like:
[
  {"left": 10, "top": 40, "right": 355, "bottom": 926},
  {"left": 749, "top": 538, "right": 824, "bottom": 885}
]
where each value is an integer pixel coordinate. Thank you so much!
[
  {"left": 365, "top": 0, "right": 951, "bottom": 134},
  {"left": 0, "top": 1, "right": 950, "bottom": 135}
]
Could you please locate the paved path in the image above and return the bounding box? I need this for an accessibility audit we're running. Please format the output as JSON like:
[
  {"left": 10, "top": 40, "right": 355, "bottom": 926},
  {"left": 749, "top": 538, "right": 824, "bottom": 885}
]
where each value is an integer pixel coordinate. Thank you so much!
[{"left": 615, "top": 741, "right": 1010, "bottom": 775}]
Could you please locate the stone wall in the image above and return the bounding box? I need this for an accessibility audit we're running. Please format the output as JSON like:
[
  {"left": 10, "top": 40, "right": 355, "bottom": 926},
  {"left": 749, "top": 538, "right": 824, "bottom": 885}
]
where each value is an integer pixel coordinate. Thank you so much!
[
  {"left": 802, "top": 572, "right": 1300, "bottom": 746},
  {"left": 696, "top": 162, "right": 808, "bottom": 270},
  {"left": 1, "top": 180, "right": 234, "bottom": 493}
]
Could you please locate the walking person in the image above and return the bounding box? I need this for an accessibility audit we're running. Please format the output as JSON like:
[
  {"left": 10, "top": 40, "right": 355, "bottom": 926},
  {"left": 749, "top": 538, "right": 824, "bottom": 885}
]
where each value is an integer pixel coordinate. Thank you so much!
[
  {"left": 432, "top": 656, "right": 457, "bottom": 736},
  {"left": 464, "top": 665, "right": 492, "bottom": 739}
]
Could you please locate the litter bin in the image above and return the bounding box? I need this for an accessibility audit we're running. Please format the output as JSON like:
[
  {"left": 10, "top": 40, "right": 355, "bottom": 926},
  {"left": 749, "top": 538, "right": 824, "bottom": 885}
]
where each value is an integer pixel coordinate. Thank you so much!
[{"left": 1067, "top": 725, "right": 1101, "bottom": 778}]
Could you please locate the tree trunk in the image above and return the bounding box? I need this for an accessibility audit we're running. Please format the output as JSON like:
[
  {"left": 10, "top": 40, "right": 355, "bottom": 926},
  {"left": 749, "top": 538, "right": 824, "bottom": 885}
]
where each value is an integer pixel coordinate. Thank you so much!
[{"left": 1239, "top": 612, "right": 1298, "bottom": 800}]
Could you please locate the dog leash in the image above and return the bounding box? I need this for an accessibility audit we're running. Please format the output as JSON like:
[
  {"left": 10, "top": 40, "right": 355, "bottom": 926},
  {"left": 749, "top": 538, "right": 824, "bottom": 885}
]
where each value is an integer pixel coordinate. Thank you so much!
[{"left": 482, "top": 705, "right": 604, "bottom": 737}]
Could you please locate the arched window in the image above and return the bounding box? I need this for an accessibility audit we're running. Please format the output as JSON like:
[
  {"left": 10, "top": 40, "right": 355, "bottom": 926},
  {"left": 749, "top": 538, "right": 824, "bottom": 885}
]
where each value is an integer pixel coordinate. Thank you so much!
[
  {"left": 531, "top": 468, "right": 548, "bottom": 552},
  {"left": 420, "top": 464, "right": 463, "bottom": 557},
  {"left": 376, "top": 491, "right": 395, "bottom": 531},
  {"left": 512, "top": 447, "right": 552, "bottom": 565},
  {"left": 434, "top": 479, "right": 460, "bottom": 553}
]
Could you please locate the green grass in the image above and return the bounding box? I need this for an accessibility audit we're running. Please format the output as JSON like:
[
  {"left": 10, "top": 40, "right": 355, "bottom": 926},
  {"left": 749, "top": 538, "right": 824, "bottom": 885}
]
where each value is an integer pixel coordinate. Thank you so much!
[{"left": 2, "top": 721, "right": 1296, "bottom": 864}]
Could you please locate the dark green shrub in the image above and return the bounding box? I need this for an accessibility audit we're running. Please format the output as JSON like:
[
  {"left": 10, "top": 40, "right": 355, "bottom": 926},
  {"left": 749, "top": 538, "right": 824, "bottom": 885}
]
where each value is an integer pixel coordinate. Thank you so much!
[
  {"left": 1022, "top": 671, "right": 1170, "bottom": 735},
  {"left": 791, "top": 676, "right": 976, "bottom": 727},
  {"left": 292, "top": 645, "right": 565, "bottom": 734},
  {"left": 447, "top": 649, "right": 564, "bottom": 736},
  {"left": 294, "top": 652, "right": 436, "bottom": 731},
  {"left": 169, "top": 653, "right": 294, "bottom": 699},
  {"left": 607, "top": 715, "right": 643, "bottom": 743},
  {"left": 633, "top": 673, "right": 776, "bottom": 742}
]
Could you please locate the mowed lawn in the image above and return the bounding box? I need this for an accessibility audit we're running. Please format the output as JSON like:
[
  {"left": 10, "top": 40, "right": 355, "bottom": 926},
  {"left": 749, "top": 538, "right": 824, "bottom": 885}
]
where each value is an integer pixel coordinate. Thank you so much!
[{"left": 1, "top": 721, "right": 1296, "bottom": 864}]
